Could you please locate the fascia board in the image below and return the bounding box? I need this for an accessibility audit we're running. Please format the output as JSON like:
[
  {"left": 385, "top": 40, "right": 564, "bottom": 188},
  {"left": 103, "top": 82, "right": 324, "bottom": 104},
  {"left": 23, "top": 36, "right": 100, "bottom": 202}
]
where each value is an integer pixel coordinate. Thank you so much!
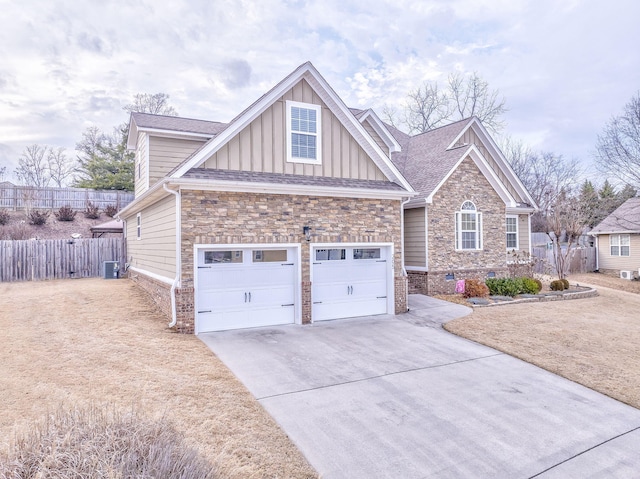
[
  {"left": 467, "top": 118, "right": 539, "bottom": 209},
  {"left": 358, "top": 110, "right": 402, "bottom": 153},
  {"left": 137, "top": 128, "right": 213, "bottom": 141},
  {"left": 175, "top": 177, "right": 416, "bottom": 200},
  {"left": 589, "top": 230, "right": 640, "bottom": 236},
  {"left": 506, "top": 206, "right": 536, "bottom": 214},
  {"left": 117, "top": 179, "right": 171, "bottom": 219}
]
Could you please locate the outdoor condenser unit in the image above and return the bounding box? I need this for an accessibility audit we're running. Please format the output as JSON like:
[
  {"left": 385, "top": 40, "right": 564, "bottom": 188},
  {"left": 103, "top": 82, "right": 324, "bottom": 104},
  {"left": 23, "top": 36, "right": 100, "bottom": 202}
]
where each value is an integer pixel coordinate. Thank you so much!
[
  {"left": 103, "top": 261, "right": 120, "bottom": 279},
  {"left": 619, "top": 270, "right": 632, "bottom": 280}
]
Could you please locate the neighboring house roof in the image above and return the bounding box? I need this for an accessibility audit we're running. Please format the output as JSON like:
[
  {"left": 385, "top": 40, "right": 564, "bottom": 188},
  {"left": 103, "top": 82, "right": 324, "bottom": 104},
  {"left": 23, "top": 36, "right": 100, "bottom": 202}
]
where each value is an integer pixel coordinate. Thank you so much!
[
  {"left": 90, "top": 218, "right": 123, "bottom": 237},
  {"left": 590, "top": 197, "right": 640, "bottom": 234},
  {"left": 388, "top": 117, "right": 537, "bottom": 210},
  {"left": 169, "top": 62, "right": 414, "bottom": 193},
  {"left": 127, "top": 112, "right": 227, "bottom": 149}
]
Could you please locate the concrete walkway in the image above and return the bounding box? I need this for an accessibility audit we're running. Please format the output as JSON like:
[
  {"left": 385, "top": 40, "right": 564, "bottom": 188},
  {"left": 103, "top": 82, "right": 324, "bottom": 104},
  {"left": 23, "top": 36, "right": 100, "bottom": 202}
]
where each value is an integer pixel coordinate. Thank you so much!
[{"left": 199, "top": 295, "right": 640, "bottom": 478}]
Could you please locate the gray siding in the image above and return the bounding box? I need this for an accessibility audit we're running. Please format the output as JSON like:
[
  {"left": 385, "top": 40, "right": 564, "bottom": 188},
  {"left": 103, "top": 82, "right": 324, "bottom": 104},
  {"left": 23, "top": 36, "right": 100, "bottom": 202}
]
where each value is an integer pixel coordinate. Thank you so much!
[
  {"left": 202, "top": 78, "right": 386, "bottom": 181},
  {"left": 149, "top": 137, "right": 207, "bottom": 186},
  {"left": 518, "top": 214, "right": 530, "bottom": 253},
  {"left": 126, "top": 195, "right": 177, "bottom": 279},
  {"left": 134, "top": 132, "right": 148, "bottom": 197},
  {"left": 404, "top": 207, "right": 426, "bottom": 267},
  {"left": 598, "top": 234, "right": 640, "bottom": 272}
]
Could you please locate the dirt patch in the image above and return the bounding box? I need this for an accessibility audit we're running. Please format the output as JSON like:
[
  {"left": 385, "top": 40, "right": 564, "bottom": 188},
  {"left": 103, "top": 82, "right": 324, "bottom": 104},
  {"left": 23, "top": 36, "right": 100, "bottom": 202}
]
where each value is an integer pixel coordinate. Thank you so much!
[
  {"left": 0, "top": 210, "right": 112, "bottom": 240},
  {"left": 445, "top": 280, "right": 640, "bottom": 410},
  {"left": 0, "top": 278, "right": 317, "bottom": 478}
]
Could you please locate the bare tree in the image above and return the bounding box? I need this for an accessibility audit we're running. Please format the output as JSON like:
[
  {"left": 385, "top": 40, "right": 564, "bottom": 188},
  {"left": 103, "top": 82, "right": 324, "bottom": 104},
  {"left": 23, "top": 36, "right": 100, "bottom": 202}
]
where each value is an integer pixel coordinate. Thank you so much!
[
  {"left": 546, "top": 192, "right": 586, "bottom": 280},
  {"left": 0, "top": 165, "right": 6, "bottom": 181},
  {"left": 124, "top": 93, "right": 178, "bottom": 116},
  {"left": 396, "top": 72, "right": 506, "bottom": 134},
  {"left": 595, "top": 92, "right": 640, "bottom": 188},
  {"left": 14, "top": 144, "right": 51, "bottom": 187},
  {"left": 47, "top": 147, "right": 76, "bottom": 187}
]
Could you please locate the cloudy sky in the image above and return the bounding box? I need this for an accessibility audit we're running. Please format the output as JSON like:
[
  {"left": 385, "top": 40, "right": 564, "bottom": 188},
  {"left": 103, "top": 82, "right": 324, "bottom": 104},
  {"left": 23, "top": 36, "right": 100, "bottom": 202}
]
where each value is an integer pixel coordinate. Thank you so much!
[{"left": 1, "top": 0, "right": 638, "bottom": 182}]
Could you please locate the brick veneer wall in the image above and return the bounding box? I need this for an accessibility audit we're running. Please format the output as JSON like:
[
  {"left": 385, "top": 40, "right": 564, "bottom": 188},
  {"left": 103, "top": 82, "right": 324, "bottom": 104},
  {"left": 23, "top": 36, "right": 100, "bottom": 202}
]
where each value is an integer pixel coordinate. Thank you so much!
[
  {"left": 176, "top": 190, "right": 406, "bottom": 332},
  {"left": 129, "top": 271, "right": 172, "bottom": 319},
  {"left": 412, "top": 156, "right": 509, "bottom": 295}
]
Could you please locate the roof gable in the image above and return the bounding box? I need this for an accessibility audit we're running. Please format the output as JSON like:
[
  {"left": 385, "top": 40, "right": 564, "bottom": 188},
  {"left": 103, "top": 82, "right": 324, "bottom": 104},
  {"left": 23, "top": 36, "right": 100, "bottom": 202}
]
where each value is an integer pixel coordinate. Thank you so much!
[
  {"left": 591, "top": 197, "right": 640, "bottom": 234},
  {"left": 127, "top": 112, "right": 227, "bottom": 149},
  {"left": 169, "top": 62, "right": 414, "bottom": 193}
]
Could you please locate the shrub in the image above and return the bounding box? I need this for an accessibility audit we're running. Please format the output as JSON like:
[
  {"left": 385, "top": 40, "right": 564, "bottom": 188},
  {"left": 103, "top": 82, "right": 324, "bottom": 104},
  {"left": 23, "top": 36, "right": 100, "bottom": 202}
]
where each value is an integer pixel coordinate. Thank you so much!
[
  {"left": 0, "top": 405, "right": 217, "bottom": 479},
  {"left": 485, "top": 277, "right": 521, "bottom": 297},
  {"left": 463, "top": 279, "right": 490, "bottom": 298},
  {"left": 533, "top": 278, "right": 543, "bottom": 292},
  {"left": 54, "top": 205, "right": 77, "bottom": 222},
  {"left": 0, "top": 208, "right": 9, "bottom": 225},
  {"left": 104, "top": 204, "right": 118, "bottom": 217},
  {"left": 27, "top": 210, "right": 50, "bottom": 226},
  {"left": 0, "top": 223, "right": 31, "bottom": 240},
  {"left": 83, "top": 201, "right": 100, "bottom": 219},
  {"left": 520, "top": 277, "right": 541, "bottom": 294},
  {"left": 550, "top": 279, "right": 566, "bottom": 291},
  {"left": 561, "top": 278, "right": 570, "bottom": 290}
]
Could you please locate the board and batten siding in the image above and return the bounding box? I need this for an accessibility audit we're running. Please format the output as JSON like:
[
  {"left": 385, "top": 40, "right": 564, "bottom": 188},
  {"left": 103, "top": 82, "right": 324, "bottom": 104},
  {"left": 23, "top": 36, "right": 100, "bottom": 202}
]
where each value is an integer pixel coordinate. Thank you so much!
[
  {"left": 404, "top": 207, "right": 426, "bottom": 267},
  {"left": 597, "top": 233, "right": 640, "bottom": 272},
  {"left": 149, "top": 136, "right": 208, "bottom": 186},
  {"left": 518, "top": 214, "right": 530, "bottom": 252},
  {"left": 126, "top": 195, "right": 177, "bottom": 279},
  {"left": 202, "top": 78, "right": 386, "bottom": 181},
  {"left": 362, "top": 119, "right": 390, "bottom": 157},
  {"left": 134, "top": 131, "right": 148, "bottom": 197}
]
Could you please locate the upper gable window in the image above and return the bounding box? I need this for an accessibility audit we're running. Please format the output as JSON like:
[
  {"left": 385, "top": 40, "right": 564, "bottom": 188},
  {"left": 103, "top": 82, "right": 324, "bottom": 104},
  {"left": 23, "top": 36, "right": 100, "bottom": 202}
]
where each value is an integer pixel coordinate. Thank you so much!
[{"left": 286, "top": 101, "right": 322, "bottom": 165}]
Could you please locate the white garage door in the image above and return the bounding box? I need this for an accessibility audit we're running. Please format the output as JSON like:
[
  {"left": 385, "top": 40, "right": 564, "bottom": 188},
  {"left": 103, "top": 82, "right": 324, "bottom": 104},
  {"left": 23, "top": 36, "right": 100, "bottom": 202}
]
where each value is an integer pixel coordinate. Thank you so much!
[
  {"left": 196, "top": 247, "right": 297, "bottom": 333},
  {"left": 312, "top": 246, "right": 390, "bottom": 321}
]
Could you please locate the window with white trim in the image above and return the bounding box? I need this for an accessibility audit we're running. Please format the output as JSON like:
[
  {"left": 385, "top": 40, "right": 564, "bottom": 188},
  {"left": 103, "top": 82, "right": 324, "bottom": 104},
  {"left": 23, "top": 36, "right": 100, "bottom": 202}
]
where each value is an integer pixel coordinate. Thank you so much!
[
  {"left": 286, "top": 101, "right": 322, "bottom": 164},
  {"left": 136, "top": 213, "right": 141, "bottom": 240},
  {"left": 506, "top": 215, "right": 519, "bottom": 250},
  {"left": 455, "top": 201, "right": 482, "bottom": 250},
  {"left": 610, "top": 234, "right": 630, "bottom": 256}
]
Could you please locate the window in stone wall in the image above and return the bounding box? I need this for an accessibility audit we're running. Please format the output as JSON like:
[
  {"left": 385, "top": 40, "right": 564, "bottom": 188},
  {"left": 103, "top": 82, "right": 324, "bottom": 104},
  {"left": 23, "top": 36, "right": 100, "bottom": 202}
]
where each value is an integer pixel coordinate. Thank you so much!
[
  {"left": 506, "top": 215, "right": 519, "bottom": 250},
  {"left": 455, "top": 201, "right": 482, "bottom": 250}
]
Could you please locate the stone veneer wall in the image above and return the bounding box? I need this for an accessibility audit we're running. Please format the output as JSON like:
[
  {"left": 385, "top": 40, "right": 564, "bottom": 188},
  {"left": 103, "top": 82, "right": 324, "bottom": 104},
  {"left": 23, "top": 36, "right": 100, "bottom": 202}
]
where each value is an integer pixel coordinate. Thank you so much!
[
  {"left": 414, "top": 156, "right": 508, "bottom": 295},
  {"left": 175, "top": 190, "right": 406, "bottom": 332}
]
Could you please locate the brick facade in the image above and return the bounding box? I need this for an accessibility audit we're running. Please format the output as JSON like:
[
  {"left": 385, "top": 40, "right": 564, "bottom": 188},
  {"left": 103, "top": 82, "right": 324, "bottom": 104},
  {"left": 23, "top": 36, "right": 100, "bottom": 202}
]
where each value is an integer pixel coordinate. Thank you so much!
[
  {"left": 408, "top": 156, "right": 510, "bottom": 295},
  {"left": 171, "top": 190, "right": 406, "bottom": 332}
]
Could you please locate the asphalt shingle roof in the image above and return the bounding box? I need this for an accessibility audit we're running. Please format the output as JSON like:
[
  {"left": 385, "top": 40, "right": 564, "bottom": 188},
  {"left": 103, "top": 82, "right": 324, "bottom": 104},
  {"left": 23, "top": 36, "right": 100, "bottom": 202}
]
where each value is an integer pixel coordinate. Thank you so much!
[
  {"left": 591, "top": 197, "right": 640, "bottom": 234},
  {"left": 131, "top": 112, "right": 227, "bottom": 136},
  {"left": 183, "top": 168, "right": 406, "bottom": 191}
]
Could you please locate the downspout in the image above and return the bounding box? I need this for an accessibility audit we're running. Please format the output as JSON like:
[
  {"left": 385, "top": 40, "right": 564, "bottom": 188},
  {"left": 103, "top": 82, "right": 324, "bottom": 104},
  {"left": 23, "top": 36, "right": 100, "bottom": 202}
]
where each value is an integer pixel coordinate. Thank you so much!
[
  {"left": 400, "top": 198, "right": 411, "bottom": 276},
  {"left": 163, "top": 183, "right": 180, "bottom": 328}
]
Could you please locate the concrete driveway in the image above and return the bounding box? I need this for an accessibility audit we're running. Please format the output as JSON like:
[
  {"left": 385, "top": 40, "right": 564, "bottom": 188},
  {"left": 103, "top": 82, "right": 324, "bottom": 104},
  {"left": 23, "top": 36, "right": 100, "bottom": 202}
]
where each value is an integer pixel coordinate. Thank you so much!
[{"left": 200, "top": 296, "right": 640, "bottom": 478}]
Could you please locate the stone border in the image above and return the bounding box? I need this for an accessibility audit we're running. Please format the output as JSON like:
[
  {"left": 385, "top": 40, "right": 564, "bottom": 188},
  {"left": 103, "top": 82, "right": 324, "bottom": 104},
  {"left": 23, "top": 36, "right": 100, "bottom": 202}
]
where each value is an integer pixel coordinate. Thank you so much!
[{"left": 470, "top": 287, "right": 598, "bottom": 308}]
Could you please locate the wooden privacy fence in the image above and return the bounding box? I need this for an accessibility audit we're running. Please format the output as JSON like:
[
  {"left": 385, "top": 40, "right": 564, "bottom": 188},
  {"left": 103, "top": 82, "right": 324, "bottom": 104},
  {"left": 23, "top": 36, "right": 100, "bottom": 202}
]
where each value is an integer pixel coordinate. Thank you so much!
[
  {"left": 0, "top": 185, "right": 134, "bottom": 211},
  {"left": 532, "top": 246, "right": 597, "bottom": 275},
  {"left": 0, "top": 238, "right": 126, "bottom": 282}
]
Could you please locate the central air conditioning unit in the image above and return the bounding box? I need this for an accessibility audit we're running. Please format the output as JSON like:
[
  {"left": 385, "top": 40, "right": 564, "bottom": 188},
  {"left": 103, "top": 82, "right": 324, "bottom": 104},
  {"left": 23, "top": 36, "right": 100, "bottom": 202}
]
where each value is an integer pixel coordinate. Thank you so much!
[
  {"left": 103, "top": 261, "right": 120, "bottom": 279},
  {"left": 620, "top": 270, "right": 632, "bottom": 280}
]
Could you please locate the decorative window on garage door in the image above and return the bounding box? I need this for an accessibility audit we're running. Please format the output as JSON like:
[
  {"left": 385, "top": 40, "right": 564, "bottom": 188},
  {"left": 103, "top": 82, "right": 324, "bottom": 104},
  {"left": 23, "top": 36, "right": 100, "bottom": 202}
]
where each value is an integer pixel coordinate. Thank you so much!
[
  {"left": 315, "top": 249, "right": 346, "bottom": 261},
  {"left": 253, "top": 250, "right": 288, "bottom": 262},
  {"left": 204, "top": 250, "right": 243, "bottom": 264},
  {"left": 353, "top": 248, "right": 381, "bottom": 259}
]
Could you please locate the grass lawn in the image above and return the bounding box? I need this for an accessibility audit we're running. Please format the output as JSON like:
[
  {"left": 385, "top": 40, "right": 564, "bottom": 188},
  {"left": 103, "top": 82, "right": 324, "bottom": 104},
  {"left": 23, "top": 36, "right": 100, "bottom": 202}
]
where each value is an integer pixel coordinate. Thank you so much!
[
  {"left": 0, "top": 278, "right": 317, "bottom": 478},
  {"left": 445, "top": 274, "right": 640, "bottom": 410}
]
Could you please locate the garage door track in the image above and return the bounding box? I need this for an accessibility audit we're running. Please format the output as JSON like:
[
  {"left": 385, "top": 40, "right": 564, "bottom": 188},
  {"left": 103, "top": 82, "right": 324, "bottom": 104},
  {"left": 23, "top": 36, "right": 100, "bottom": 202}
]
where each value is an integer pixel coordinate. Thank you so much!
[{"left": 199, "top": 297, "right": 640, "bottom": 478}]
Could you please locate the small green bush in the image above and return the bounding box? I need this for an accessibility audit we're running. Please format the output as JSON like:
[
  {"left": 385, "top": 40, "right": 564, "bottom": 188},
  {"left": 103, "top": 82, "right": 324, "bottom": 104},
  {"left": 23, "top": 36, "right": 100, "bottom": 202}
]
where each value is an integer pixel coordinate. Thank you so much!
[
  {"left": 104, "top": 204, "right": 118, "bottom": 217},
  {"left": 550, "top": 279, "right": 566, "bottom": 291},
  {"left": 561, "top": 278, "right": 570, "bottom": 290},
  {"left": 520, "top": 277, "right": 541, "bottom": 294},
  {"left": 27, "top": 210, "right": 50, "bottom": 226},
  {"left": 485, "top": 277, "right": 521, "bottom": 297},
  {"left": 0, "top": 208, "right": 9, "bottom": 225},
  {"left": 463, "top": 279, "right": 490, "bottom": 298},
  {"left": 54, "top": 205, "right": 77, "bottom": 222},
  {"left": 83, "top": 201, "right": 100, "bottom": 219},
  {"left": 533, "top": 278, "right": 543, "bottom": 292}
]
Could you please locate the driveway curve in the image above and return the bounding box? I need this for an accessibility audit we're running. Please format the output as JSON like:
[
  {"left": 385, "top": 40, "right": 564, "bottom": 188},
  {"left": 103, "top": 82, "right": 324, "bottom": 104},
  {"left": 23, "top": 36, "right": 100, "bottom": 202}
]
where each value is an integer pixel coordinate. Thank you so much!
[{"left": 200, "top": 295, "right": 640, "bottom": 478}]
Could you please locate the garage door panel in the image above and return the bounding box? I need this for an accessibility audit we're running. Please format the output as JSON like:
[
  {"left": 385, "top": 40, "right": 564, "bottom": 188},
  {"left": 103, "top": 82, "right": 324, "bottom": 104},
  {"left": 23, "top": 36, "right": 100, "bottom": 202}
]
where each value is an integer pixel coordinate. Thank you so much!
[{"left": 198, "top": 267, "right": 247, "bottom": 289}]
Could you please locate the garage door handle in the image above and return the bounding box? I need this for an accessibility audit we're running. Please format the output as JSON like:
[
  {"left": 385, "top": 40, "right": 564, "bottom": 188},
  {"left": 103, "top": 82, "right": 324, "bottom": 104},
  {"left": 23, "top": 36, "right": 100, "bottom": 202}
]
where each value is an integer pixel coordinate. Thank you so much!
[
  {"left": 249, "top": 292, "right": 251, "bottom": 302},
  {"left": 244, "top": 292, "right": 247, "bottom": 302},
  {"left": 198, "top": 310, "right": 212, "bottom": 314}
]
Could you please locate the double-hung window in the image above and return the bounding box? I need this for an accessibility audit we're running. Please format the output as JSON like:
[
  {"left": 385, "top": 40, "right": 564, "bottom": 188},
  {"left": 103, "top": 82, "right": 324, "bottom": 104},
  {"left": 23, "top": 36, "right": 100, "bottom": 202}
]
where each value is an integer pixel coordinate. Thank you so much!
[
  {"left": 506, "top": 215, "right": 519, "bottom": 250},
  {"left": 610, "top": 234, "right": 630, "bottom": 256},
  {"left": 455, "top": 201, "right": 482, "bottom": 250},
  {"left": 286, "top": 101, "right": 322, "bottom": 164}
]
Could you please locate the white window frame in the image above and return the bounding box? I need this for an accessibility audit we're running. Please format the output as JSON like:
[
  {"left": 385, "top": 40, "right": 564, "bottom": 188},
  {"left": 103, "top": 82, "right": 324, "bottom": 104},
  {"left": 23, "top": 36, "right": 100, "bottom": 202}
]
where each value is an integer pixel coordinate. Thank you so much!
[
  {"left": 286, "top": 100, "right": 322, "bottom": 165},
  {"left": 136, "top": 213, "right": 141, "bottom": 240},
  {"left": 506, "top": 215, "right": 519, "bottom": 250},
  {"left": 455, "top": 201, "right": 483, "bottom": 251},
  {"left": 610, "top": 234, "right": 630, "bottom": 256}
]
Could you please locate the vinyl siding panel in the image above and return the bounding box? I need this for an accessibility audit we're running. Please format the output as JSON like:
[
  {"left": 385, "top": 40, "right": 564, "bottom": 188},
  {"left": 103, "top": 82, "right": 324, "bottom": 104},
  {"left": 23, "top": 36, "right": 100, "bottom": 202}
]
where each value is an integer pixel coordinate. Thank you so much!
[
  {"left": 202, "top": 78, "right": 387, "bottom": 181},
  {"left": 362, "top": 120, "right": 390, "bottom": 157},
  {"left": 405, "top": 207, "right": 426, "bottom": 267},
  {"left": 134, "top": 132, "right": 148, "bottom": 197},
  {"left": 598, "top": 234, "right": 640, "bottom": 272},
  {"left": 149, "top": 137, "right": 207, "bottom": 185},
  {"left": 518, "top": 214, "right": 530, "bottom": 252},
  {"left": 126, "top": 195, "right": 177, "bottom": 279}
]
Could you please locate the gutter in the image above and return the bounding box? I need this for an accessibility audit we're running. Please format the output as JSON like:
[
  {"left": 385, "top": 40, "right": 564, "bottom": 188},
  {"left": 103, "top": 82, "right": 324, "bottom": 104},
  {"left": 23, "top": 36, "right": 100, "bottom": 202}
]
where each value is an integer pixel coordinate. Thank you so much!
[{"left": 163, "top": 183, "right": 181, "bottom": 328}]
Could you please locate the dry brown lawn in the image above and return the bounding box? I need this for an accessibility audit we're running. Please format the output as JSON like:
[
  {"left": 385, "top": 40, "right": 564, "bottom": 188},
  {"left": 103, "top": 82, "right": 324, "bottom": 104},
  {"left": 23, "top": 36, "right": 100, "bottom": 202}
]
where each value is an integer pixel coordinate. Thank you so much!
[
  {"left": 0, "top": 278, "right": 317, "bottom": 478},
  {"left": 445, "top": 273, "right": 640, "bottom": 409}
]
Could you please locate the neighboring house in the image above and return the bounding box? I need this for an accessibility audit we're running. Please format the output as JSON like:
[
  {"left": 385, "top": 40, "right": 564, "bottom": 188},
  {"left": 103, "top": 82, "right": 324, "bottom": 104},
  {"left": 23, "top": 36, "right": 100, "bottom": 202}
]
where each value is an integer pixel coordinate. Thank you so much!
[
  {"left": 589, "top": 196, "right": 640, "bottom": 279},
  {"left": 118, "top": 62, "right": 416, "bottom": 333},
  {"left": 386, "top": 117, "right": 538, "bottom": 294}
]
